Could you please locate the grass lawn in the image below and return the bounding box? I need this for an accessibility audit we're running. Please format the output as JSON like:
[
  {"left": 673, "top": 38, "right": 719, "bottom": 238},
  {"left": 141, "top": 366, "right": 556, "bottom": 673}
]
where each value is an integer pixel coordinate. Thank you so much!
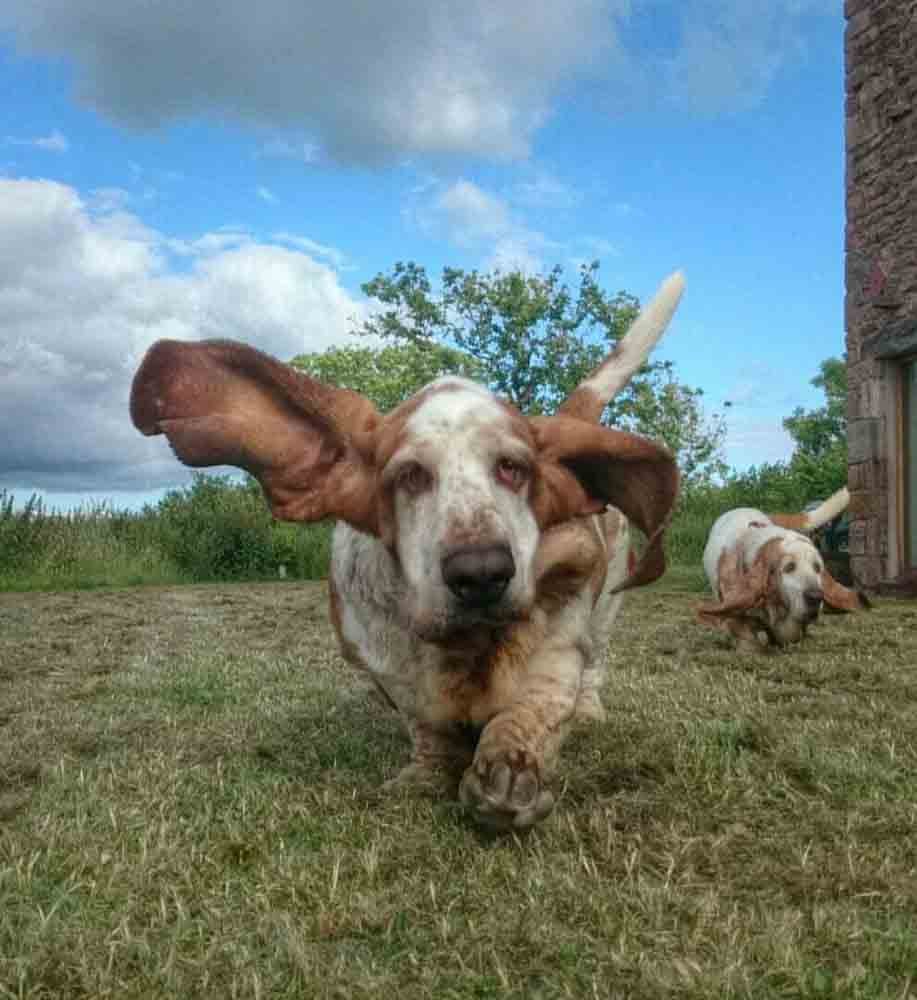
[{"left": 1, "top": 577, "right": 915, "bottom": 998}]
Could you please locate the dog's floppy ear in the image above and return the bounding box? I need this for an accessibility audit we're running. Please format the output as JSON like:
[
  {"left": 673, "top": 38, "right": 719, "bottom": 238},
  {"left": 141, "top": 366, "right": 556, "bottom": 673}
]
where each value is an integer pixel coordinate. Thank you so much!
[
  {"left": 696, "top": 545, "right": 774, "bottom": 625},
  {"left": 131, "top": 338, "right": 381, "bottom": 534},
  {"left": 529, "top": 415, "right": 679, "bottom": 592},
  {"left": 820, "top": 569, "right": 872, "bottom": 613}
]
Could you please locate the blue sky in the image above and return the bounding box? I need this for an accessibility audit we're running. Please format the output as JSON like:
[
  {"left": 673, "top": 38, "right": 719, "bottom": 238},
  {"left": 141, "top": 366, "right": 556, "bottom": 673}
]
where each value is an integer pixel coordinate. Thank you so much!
[{"left": 0, "top": 0, "right": 844, "bottom": 511}]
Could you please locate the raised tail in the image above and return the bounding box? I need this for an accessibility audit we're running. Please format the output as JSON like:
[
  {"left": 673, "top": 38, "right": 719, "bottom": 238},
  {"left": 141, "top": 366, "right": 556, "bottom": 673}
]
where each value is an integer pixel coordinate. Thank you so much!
[
  {"left": 557, "top": 270, "right": 686, "bottom": 424},
  {"left": 769, "top": 486, "right": 850, "bottom": 533}
]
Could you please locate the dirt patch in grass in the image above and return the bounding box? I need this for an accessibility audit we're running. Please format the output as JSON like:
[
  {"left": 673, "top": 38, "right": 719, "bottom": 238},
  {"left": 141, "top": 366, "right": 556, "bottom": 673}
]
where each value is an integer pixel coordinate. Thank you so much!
[{"left": 1, "top": 580, "right": 916, "bottom": 998}]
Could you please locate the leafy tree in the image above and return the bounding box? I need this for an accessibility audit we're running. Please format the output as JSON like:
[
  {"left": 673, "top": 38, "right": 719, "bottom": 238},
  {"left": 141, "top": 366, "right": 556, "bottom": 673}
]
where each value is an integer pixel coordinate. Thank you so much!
[
  {"left": 783, "top": 357, "right": 847, "bottom": 460},
  {"left": 291, "top": 342, "right": 482, "bottom": 413},
  {"left": 782, "top": 357, "right": 848, "bottom": 499},
  {"left": 358, "top": 261, "right": 640, "bottom": 417},
  {"left": 626, "top": 364, "right": 728, "bottom": 487},
  {"left": 293, "top": 260, "right": 727, "bottom": 487}
]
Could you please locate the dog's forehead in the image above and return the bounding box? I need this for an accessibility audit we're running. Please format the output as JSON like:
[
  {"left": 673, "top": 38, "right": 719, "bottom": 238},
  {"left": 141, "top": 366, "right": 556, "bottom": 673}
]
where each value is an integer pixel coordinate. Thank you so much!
[
  {"left": 784, "top": 535, "right": 819, "bottom": 560},
  {"left": 406, "top": 378, "right": 512, "bottom": 437}
]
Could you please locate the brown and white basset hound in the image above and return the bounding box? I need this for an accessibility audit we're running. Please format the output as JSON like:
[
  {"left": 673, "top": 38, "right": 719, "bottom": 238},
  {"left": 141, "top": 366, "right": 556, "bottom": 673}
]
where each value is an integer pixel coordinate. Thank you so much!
[
  {"left": 130, "top": 272, "right": 685, "bottom": 831},
  {"left": 698, "top": 488, "right": 869, "bottom": 651}
]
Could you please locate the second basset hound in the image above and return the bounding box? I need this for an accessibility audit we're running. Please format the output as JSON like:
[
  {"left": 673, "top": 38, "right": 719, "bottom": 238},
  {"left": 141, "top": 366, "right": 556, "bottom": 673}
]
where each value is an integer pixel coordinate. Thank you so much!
[{"left": 698, "top": 488, "right": 869, "bottom": 651}]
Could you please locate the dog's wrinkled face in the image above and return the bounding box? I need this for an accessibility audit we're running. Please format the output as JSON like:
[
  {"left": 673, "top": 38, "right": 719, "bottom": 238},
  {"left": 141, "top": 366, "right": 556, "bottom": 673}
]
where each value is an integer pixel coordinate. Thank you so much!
[
  {"left": 381, "top": 378, "right": 541, "bottom": 640},
  {"left": 767, "top": 534, "right": 826, "bottom": 644}
]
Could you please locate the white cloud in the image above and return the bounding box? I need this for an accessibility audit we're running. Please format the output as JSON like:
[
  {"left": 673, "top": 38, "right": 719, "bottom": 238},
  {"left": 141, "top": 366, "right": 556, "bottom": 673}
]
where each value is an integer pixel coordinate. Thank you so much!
[
  {"left": 6, "top": 129, "right": 69, "bottom": 152},
  {"left": 724, "top": 419, "right": 794, "bottom": 469},
  {"left": 87, "top": 186, "right": 131, "bottom": 213},
  {"left": 434, "top": 181, "right": 513, "bottom": 247},
  {"left": 258, "top": 138, "right": 320, "bottom": 164},
  {"left": 34, "top": 129, "right": 69, "bottom": 152},
  {"left": 411, "top": 178, "right": 554, "bottom": 273},
  {"left": 272, "top": 232, "right": 350, "bottom": 271},
  {"left": 723, "top": 364, "right": 798, "bottom": 411},
  {"left": 0, "top": 178, "right": 367, "bottom": 494},
  {"left": 510, "top": 170, "right": 580, "bottom": 211},
  {"left": 568, "top": 236, "right": 621, "bottom": 270},
  {"left": 256, "top": 185, "right": 278, "bottom": 204}
]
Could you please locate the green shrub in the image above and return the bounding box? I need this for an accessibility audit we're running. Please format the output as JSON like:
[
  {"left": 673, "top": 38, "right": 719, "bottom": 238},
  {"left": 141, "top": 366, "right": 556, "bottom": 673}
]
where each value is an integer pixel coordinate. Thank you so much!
[{"left": 152, "top": 474, "right": 332, "bottom": 582}]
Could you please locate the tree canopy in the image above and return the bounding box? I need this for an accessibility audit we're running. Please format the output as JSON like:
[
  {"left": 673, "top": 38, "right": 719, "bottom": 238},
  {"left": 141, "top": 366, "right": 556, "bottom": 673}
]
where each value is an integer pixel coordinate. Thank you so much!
[
  {"left": 781, "top": 356, "right": 848, "bottom": 500},
  {"left": 292, "top": 261, "right": 727, "bottom": 488},
  {"left": 783, "top": 357, "right": 847, "bottom": 461}
]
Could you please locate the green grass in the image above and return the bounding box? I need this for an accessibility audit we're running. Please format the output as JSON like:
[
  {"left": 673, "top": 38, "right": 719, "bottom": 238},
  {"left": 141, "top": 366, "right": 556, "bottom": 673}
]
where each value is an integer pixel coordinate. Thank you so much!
[{"left": 2, "top": 579, "right": 915, "bottom": 998}]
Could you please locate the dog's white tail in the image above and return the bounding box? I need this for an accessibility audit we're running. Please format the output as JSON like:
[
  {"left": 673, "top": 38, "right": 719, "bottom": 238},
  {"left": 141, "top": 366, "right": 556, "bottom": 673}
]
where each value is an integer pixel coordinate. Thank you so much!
[
  {"left": 803, "top": 486, "right": 850, "bottom": 529},
  {"left": 769, "top": 486, "right": 850, "bottom": 533},
  {"left": 558, "top": 270, "right": 686, "bottom": 423}
]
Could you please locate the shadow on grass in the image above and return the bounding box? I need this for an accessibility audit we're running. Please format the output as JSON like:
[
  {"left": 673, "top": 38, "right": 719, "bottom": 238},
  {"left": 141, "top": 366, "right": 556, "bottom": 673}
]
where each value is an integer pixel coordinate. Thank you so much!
[{"left": 247, "top": 690, "right": 407, "bottom": 790}]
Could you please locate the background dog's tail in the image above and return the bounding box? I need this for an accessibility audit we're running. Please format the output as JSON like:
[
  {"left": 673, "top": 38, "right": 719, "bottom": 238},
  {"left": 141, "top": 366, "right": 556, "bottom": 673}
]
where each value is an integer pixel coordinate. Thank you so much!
[
  {"left": 558, "top": 270, "right": 685, "bottom": 423},
  {"left": 769, "top": 486, "right": 850, "bottom": 533}
]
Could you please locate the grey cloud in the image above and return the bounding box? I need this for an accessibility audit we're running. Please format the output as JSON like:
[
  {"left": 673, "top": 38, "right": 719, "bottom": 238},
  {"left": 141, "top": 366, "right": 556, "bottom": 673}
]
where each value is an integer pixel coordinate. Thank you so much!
[
  {"left": 0, "top": 0, "right": 616, "bottom": 163},
  {"left": 0, "top": 1, "right": 837, "bottom": 162}
]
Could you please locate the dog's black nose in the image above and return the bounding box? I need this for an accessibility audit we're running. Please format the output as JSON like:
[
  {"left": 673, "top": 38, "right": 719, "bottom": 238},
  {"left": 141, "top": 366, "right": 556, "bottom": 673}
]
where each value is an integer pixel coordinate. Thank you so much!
[
  {"left": 442, "top": 544, "right": 515, "bottom": 608},
  {"left": 803, "top": 587, "right": 824, "bottom": 613}
]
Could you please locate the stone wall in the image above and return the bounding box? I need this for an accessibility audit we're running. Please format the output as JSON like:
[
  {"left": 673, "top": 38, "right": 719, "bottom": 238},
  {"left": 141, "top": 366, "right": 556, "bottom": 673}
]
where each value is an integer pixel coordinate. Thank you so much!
[{"left": 845, "top": 0, "right": 917, "bottom": 587}]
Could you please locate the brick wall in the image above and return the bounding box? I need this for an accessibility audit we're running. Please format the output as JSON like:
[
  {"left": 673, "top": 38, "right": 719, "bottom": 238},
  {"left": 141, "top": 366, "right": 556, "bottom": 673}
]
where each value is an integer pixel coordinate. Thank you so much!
[{"left": 845, "top": 0, "right": 917, "bottom": 587}]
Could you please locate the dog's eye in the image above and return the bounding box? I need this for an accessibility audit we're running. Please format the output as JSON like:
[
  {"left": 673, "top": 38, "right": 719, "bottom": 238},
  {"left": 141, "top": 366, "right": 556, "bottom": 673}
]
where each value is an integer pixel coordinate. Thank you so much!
[
  {"left": 396, "top": 462, "right": 432, "bottom": 496},
  {"left": 495, "top": 458, "right": 530, "bottom": 492},
  {"left": 784, "top": 561, "right": 796, "bottom": 574},
  {"left": 813, "top": 562, "right": 822, "bottom": 574}
]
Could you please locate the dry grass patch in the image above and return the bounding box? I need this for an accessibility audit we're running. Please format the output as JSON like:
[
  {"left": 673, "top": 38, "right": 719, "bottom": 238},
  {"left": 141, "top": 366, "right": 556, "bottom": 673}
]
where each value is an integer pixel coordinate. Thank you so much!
[{"left": 1, "top": 581, "right": 916, "bottom": 998}]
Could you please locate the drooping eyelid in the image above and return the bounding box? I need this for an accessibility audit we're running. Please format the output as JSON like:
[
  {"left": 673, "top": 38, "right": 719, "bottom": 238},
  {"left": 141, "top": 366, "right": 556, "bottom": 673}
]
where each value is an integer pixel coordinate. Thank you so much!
[
  {"left": 382, "top": 449, "right": 432, "bottom": 489},
  {"left": 496, "top": 443, "right": 535, "bottom": 471}
]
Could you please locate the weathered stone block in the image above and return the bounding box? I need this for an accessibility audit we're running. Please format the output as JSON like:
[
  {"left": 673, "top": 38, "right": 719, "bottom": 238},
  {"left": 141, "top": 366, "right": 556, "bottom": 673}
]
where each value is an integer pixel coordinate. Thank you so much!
[
  {"left": 849, "top": 519, "right": 867, "bottom": 556},
  {"left": 848, "top": 418, "right": 881, "bottom": 463},
  {"left": 848, "top": 490, "right": 879, "bottom": 518}
]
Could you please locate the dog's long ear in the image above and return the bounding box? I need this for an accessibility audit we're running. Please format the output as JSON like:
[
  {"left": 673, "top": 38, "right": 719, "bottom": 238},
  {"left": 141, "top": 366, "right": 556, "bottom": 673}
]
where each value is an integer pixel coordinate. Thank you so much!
[
  {"left": 529, "top": 416, "right": 679, "bottom": 592},
  {"left": 821, "top": 569, "right": 871, "bottom": 613},
  {"left": 696, "top": 545, "right": 773, "bottom": 625},
  {"left": 557, "top": 271, "right": 685, "bottom": 424},
  {"left": 131, "top": 339, "right": 381, "bottom": 534}
]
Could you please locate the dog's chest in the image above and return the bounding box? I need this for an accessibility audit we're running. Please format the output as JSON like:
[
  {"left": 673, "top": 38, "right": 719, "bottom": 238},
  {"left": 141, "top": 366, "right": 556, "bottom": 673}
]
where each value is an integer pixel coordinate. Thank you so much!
[{"left": 416, "top": 619, "right": 546, "bottom": 726}]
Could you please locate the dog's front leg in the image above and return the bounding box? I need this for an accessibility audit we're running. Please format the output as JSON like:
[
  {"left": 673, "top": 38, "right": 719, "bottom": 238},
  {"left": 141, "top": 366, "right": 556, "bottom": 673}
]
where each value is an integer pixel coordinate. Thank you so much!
[
  {"left": 385, "top": 721, "right": 476, "bottom": 797},
  {"left": 459, "top": 646, "right": 583, "bottom": 831}
]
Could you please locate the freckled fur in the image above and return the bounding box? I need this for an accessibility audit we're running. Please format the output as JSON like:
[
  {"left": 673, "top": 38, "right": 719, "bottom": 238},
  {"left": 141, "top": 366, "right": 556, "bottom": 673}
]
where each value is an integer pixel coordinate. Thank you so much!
[{"left": 131, "top": 271, "right": 685, "bottom": 831}]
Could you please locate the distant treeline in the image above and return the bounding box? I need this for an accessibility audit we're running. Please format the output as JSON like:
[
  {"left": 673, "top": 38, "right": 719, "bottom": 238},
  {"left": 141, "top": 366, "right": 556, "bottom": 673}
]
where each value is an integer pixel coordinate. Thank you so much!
[{"left": 0, "top": 462, "right": 839, "bottom": 593}]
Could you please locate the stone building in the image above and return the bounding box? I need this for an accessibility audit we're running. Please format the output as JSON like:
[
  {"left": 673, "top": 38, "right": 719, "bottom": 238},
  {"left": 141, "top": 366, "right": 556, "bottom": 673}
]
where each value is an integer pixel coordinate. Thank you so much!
[{"left": 845, "top": 0, "right": 917, "bottom": 590}]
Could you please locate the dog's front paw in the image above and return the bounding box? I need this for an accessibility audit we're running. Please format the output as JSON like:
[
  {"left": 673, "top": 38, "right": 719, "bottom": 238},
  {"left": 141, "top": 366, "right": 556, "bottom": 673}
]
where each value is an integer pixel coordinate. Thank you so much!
[{"left": 459, "top": 748, "right": 555, "bottom": 832}]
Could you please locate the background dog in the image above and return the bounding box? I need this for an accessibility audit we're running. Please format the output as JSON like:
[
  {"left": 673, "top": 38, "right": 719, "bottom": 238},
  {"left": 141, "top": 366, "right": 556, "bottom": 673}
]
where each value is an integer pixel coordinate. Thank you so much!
[{"left": 698, "top": 488, "right": 869, "bottom": 651}]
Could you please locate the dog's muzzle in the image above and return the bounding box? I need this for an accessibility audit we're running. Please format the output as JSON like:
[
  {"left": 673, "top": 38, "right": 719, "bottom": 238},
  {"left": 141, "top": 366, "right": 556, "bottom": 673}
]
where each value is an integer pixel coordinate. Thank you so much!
[{"left": 802, "top": 587, "right": 824, "bottom": 621}]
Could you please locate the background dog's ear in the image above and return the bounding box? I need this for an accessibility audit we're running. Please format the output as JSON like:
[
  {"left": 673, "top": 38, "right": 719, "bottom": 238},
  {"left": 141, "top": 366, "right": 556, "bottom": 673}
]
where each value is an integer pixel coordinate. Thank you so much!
[
  {"left": 821, "top": 569, "right": 872, "bottom": 613},
  {"left": 696, "top": 547, "right": 771, "bottom": 625},
  {"left": 529, "top": 416, "right": 679, "bottom": 591},
  {"left": 131, "top": 339, "right": 381, "bottom": 534}
]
